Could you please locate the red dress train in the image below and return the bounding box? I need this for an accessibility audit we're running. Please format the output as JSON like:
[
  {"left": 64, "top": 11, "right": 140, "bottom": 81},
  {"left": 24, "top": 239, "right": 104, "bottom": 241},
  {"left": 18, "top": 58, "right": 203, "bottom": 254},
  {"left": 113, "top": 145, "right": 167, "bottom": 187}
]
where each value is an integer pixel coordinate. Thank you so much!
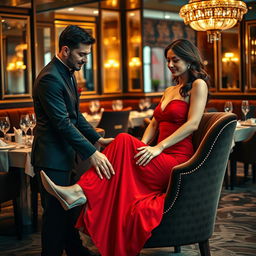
[{"left": 75, "top": 100, "right": 194, "bottom": 256}]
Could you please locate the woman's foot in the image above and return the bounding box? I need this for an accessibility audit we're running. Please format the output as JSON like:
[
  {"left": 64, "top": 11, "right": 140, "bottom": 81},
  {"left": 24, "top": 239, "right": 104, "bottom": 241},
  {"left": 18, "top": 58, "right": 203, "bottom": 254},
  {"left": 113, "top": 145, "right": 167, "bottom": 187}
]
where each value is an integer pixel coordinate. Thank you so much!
[
  {"left": 40, "top": 170, "right": 86, "bottom": 210},
  {"left": 79, "top": 231, "right": 100, "bottom": 256}
]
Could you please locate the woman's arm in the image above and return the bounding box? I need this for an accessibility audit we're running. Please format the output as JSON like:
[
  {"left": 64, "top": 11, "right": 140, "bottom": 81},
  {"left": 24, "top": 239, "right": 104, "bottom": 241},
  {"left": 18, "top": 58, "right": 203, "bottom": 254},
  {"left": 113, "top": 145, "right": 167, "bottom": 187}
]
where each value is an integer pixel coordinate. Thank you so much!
[
  {"left": 135, "top": 79, "right": 208, "bottom": 166},
  {"left": 141, "top": 117, "right": 159, "bottom": 144},
  {"left": 158, "top": 79, "right": 208, "bottom": 150},
  {"left": 141, "top": 89, "right": 168, "bottom": 144}
]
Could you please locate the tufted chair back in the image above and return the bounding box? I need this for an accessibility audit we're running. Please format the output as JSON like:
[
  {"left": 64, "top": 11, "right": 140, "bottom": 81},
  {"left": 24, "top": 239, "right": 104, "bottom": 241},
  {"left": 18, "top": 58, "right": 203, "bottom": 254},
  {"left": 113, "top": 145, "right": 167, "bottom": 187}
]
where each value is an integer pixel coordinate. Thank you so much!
[{"left": 144, "top": 112, "right": 237, "bottom": 255}]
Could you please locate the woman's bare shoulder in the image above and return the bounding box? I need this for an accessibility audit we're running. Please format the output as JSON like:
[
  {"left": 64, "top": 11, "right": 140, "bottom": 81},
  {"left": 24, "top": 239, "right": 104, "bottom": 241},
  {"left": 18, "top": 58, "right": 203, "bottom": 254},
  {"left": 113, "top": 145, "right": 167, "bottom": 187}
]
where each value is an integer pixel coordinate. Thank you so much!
[{"left": 192, "top": 78, "right": 207, "bottom": 88}]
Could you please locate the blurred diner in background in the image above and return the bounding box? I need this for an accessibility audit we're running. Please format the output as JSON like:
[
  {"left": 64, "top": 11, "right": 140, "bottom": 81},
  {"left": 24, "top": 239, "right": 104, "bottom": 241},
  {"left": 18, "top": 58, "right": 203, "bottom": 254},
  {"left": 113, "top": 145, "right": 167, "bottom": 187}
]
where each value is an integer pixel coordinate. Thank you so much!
[{"left": 0, "top": 0, "right": 255, "bottom": 255}]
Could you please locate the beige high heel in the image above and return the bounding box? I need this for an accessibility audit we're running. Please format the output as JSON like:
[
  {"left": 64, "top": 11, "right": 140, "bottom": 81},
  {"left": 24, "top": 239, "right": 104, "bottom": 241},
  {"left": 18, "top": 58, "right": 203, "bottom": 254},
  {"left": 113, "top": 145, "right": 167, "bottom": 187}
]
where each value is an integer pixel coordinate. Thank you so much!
[{"left": 40, "top": 170, "right": 87, "bottom": 211}]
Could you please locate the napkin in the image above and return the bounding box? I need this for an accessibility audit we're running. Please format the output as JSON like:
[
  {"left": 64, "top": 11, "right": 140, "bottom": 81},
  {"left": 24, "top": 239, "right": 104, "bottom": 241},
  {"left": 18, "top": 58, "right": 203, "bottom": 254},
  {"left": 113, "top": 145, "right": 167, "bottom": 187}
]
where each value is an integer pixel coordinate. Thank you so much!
[
  {"left": 0, "top": 139, "right": 8, "bottom": 147},
  {"left": 14, "top": 127, "right": 23, "bottom": 144}
]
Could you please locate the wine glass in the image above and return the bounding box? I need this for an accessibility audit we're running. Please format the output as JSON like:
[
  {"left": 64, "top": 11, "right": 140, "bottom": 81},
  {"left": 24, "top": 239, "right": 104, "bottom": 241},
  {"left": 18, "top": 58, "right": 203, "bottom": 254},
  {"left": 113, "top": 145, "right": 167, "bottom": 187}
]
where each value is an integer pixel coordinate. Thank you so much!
[
  {"left": 144, "top": 98, "right": 151, "bottom": 111},
  {"left": 20, "top": 114, "right": 30, "bottom": 145},
  {"left": 89, "top": 100, "right": 101, "bottom": 117},
  {"left": 28, "top": 113, "right": 36, "bottom": 137},
  {"left": 224, "top": 101, "right": 233, "bottom": 113},
  {"left": 138, "top": 99, "right": 145, "bottom": 111},
  {"left": 112, "top": 100, "right": 123, "bottom": 111},
  {"left": 241, "top": 100, "right": 250, "bottom": 121},
  {"left": 0, "top": 116, "right": 10, "bottom": 142}
]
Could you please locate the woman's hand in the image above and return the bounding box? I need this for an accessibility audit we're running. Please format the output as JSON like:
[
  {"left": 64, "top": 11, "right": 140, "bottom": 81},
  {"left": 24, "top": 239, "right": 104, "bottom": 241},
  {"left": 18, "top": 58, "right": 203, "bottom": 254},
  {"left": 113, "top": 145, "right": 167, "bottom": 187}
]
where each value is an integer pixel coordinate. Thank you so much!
[
  {"left": 97, "top": 137, "right": 114, "bottom": 148},
  {"left": 134, "top": 145, "right": 163, "bottom": 166}
]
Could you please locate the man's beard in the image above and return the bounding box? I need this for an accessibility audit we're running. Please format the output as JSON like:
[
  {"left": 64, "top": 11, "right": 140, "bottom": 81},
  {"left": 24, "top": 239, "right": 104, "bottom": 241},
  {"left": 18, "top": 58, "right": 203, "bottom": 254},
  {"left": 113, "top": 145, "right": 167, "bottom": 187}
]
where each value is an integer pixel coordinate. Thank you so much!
[{"left": 66, "top": 57, "right": 85, "bottom": 71}]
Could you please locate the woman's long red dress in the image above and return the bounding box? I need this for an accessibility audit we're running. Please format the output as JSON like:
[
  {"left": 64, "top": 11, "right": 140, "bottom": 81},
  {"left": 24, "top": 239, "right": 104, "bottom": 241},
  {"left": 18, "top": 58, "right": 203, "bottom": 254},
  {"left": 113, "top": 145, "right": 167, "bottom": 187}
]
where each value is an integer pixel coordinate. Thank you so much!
[{"left": 75, "top": 100, "right": 194, "bottom": 256}]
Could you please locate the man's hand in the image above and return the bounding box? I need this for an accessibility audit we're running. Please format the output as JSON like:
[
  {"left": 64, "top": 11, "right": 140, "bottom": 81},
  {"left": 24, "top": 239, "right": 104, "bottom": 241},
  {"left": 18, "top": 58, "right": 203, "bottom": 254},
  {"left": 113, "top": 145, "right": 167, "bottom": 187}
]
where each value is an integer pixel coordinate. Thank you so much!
[
  {"left": 97, "top": 137, "right": 114, "bottom": 148},
  {"left": 89, "top": 150, "right": 115, "bottom": 179}
]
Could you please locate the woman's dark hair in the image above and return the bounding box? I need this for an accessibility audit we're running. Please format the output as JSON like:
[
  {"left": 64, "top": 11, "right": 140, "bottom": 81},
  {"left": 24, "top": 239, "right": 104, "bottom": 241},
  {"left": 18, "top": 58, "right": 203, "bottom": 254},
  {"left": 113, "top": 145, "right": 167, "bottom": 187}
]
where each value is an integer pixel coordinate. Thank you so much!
[
  {"left": 164, "top": 39, "right": 210, "bottom": 97},
  {"left": 59, "top": 25, "right": 95, "bottom": 52}
]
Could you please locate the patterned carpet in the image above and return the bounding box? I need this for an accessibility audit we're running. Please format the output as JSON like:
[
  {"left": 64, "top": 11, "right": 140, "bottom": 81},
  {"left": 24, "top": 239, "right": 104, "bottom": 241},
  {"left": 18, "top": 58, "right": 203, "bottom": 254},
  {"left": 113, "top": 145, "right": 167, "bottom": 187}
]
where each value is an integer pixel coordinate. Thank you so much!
[{"left": 0, "top": 163, "right": 255, "bottom": 256}]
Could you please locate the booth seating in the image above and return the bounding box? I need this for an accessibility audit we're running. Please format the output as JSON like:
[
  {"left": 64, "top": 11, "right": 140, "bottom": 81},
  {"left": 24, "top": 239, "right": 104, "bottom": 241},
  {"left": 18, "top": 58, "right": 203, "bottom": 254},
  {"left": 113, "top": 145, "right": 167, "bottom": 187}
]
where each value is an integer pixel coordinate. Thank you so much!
[{"left": 0, "top": 107, "right": 34, "bottom": 133}]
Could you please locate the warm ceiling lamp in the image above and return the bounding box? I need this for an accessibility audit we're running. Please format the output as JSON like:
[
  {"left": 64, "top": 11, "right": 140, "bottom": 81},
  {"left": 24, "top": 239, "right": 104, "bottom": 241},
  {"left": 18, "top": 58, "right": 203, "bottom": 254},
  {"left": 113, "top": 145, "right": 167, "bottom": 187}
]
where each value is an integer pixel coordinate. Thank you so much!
[{"left": 179, "top": 0, "right": 248, "bottom": 43}]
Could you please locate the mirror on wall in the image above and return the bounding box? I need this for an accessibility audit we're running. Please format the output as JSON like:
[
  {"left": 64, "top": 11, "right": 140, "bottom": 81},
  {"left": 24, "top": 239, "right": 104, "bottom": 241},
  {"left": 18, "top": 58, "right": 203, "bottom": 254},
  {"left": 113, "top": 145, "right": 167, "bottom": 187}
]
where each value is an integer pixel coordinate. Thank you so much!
[
  {"left": 127, "top": 10, "right": 142, "bottom": 92},
  {"left": 36, "top": 23, "right": 54, "bottom": 76},
  {"left": 219, "top": 25, "right": 241, "bottom": 91},
  {"left": 55, "top": 20, "right": 97, "bottom": 94},
  {"left": 0, "top": 14, "right": 31, "bottom": 98},
  {"left": 246, "top": 21, "right": 256, "bottom": 92},
  {"left": 101, "top": 10, "right": 121, "bottom": 93},
  {"left": 142, "top": 10, "right": 196, "bottom": 93}
]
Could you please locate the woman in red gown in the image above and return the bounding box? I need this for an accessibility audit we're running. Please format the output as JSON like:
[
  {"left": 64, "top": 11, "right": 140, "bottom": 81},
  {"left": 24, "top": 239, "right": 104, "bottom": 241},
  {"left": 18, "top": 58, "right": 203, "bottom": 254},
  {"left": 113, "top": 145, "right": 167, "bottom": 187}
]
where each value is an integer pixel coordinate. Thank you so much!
[{"left": 41, "top": 39, "right": 210, "bottom": 256}]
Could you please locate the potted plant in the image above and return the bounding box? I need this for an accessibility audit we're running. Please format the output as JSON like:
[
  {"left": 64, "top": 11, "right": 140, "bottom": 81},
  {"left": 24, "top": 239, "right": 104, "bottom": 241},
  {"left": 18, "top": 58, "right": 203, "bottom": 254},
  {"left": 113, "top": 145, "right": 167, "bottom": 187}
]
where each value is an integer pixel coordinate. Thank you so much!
[{"left": 152, "top": 79, "right": 160, "bottom": 92}]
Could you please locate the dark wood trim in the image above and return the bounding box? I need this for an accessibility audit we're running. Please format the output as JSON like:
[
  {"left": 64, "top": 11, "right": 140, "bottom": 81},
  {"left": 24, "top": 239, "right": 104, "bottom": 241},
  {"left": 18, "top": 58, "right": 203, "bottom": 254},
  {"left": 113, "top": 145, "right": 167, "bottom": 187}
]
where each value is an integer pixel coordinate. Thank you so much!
[
  {"left": 120, "top": 0, "right": 128, "bottom": 93},
  {"left": 0, "top": 6, "right": 30, "bottom": 14},
  {"left": 31, "top": 0, "right": 37, "bottom": 86}
]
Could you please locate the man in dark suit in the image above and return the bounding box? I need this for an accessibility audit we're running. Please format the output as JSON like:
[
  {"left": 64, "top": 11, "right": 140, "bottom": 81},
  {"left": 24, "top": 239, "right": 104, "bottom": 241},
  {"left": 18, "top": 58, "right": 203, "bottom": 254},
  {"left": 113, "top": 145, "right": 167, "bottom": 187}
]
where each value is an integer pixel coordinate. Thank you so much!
[{"left": 32, "top": 25, "right": 114, "bottom": 256}]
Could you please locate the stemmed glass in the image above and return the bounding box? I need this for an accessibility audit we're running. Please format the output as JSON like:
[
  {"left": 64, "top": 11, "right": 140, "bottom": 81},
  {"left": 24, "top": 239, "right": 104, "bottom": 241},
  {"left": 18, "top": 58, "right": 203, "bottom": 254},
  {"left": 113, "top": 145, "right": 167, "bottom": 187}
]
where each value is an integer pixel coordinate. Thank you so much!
[
  {"left": 112, "top": 100, "right": 123, "bottom": 111},
  {"left": 28, "top": 113, "right": 36, "bottom": 137},
  {"left": 20, "top": 114, "right": 30, "bottom": 145},
  {"left": 138, "top": 99, "right": 145, "bottom": 112},
  {"left": 144, "top": 98, "right": 151, "bottom": 111},
  {"left": 89, "top": 100, "right": 101, "bottom": 117},
  {"left": 0, "top": 116, "right": 10, "bottom": 142},
  {"left": 241, "top": 100, "right": 250, "bottom": 121},
  {"left": 224, "top": 101, "right": 233, "bottom": 113}
]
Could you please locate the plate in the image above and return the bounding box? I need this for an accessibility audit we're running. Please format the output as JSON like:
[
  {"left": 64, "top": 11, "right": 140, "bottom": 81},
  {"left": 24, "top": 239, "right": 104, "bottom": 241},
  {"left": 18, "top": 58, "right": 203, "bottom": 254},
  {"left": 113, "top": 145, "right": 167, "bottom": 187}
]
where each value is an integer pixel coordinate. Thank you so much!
[
  {"left": 241, "top": 123, "right": 256, "bottom": 127},
  {"left": 0, "top": 144, "right": 16, "bottom": 150}
]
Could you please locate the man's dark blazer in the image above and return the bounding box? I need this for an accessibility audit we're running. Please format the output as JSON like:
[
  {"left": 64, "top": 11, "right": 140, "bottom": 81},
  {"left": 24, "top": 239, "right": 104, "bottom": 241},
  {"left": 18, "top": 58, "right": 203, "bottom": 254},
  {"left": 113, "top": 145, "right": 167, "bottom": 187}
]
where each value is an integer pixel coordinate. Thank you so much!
[{"left": 31, "top": 57, "right": 101, "bottom": 171}]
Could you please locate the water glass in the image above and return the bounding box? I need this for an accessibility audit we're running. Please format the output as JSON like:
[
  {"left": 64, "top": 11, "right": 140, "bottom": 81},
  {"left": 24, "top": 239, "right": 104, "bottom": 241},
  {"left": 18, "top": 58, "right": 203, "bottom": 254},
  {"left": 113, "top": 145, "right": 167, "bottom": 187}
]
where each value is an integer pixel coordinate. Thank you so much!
[
  {"left": 224, "top": 101, "right": 233, "bottom": 113},
  {"left": 89, "top": 100, "right": 100, "bottom": 116},
  {"left": 0, "top": 116, "right": 10, "bottom": 142},
  {"left": 28, "top": 113, "right": 36, "bottom": 137},
  {"left": 20, "top": 114, "right": 30, "bottom": 145},
  {"left": 241, "top": 100, "right": 250, "bottom": 121},
  {"left": 138, "top": 99, "right": 145, "bottom": 111},
  {"left": 144, "top": 98, "right": 151, "bottom": 110}
]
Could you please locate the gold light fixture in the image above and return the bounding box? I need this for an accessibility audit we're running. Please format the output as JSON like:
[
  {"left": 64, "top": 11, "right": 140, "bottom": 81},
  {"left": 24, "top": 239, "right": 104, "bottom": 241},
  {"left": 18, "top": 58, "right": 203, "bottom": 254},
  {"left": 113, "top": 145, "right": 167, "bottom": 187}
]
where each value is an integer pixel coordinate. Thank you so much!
[{"left": 179, "top": 0, "right": 248, "bottom": 43}]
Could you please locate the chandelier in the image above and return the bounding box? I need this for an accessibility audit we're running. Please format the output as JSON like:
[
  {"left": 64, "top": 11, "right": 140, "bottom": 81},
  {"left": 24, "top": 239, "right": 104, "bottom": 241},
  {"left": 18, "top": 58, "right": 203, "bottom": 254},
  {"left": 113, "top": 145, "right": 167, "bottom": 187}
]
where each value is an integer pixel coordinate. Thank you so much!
[{"left": 179, "top": 0, "right": 248, "bottom": 43}]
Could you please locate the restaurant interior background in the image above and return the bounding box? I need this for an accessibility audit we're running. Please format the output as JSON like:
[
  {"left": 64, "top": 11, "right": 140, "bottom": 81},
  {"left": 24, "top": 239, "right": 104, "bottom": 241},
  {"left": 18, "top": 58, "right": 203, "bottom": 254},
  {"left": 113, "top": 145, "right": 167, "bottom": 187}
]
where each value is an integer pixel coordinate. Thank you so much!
[{"left": 0, "top": 0, "right": 255, "bottom": 111}]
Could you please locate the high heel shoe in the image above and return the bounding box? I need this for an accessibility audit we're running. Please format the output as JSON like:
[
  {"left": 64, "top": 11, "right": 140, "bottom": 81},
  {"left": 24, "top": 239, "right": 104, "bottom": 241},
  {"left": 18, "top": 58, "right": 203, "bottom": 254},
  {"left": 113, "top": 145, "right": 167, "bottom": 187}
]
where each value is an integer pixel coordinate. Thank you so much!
[{"left": 40, "top": 170, "right": 87, "bottom": 211}]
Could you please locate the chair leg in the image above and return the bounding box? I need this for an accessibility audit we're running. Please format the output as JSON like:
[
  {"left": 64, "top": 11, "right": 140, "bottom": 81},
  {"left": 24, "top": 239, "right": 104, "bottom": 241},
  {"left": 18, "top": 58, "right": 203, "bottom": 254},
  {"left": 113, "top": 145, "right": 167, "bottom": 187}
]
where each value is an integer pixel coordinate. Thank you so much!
[
  {"left": 174, "top": 246, "right": 181, "bottom": 253},
  {"left": 224, "top": 165, "right": 229, "bottom": 189},
  {"left": 230, "top": 159, "right": 237, "bottom": 190},
  {"left": 13, "top": 198, "right": 23, "bottom": 240},
  {"left": 30, "top": 176, "right": 39, "bottom": 231},
  {"left": 199, "top": 240, "right": 211, "bottom": 256}
]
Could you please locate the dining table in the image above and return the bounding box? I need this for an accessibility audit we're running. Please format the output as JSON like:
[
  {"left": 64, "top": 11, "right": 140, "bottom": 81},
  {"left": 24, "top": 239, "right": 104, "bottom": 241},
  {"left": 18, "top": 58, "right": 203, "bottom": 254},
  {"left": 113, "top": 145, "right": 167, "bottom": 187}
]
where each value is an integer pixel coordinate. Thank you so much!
[
  {"left": 0, "top": 143, "right": 34, "bottom": 225},
  {"left": 226, "top": 121, "right": 256, "bottom": 189},
  {"left": 0, "top": 127, "right": 105, "bottom": 227}
]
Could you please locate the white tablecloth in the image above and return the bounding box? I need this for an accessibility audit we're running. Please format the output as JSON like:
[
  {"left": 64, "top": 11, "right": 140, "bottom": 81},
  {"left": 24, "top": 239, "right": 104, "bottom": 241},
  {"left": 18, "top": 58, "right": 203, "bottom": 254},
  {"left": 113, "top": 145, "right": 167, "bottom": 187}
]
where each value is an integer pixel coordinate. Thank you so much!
[{"left": 0, "top": 145, "right": 33, "bottom": 225}]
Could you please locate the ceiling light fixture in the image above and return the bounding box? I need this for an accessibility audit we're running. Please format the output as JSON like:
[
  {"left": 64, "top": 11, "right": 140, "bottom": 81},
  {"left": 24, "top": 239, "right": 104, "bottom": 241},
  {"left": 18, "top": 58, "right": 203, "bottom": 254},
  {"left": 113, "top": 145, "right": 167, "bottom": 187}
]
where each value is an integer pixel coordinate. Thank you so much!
[{"left": 179, "top": 0, "right": 248, "bottom": 43}]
